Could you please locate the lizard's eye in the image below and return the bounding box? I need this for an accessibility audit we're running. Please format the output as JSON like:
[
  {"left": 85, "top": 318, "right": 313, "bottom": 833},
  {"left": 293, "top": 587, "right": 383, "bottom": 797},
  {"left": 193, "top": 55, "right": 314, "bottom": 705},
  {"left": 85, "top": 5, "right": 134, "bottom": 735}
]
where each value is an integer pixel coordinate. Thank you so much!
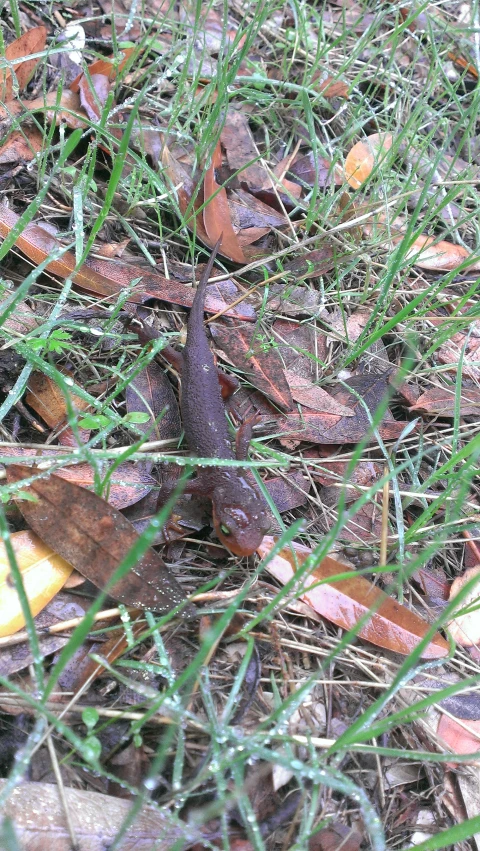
[{"left": 220, "top": 524, "right": 231, "bottom": 536}]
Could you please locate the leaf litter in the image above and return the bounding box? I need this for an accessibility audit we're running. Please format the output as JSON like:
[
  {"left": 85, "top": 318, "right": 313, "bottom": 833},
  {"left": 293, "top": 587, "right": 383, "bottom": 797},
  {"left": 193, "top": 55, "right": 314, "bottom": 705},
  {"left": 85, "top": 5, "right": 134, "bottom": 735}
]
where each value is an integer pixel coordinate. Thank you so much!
[{"left": 0, "top": 4, "right": 480, "bottom": 848}]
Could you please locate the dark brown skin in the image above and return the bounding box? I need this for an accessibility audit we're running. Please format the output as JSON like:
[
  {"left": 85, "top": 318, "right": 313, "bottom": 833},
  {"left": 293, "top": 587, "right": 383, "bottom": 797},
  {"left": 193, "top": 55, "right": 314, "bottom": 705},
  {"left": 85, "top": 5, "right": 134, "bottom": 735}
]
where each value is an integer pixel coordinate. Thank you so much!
[{"left": 172, "top": 239, "right": 269, "bottom": 555}]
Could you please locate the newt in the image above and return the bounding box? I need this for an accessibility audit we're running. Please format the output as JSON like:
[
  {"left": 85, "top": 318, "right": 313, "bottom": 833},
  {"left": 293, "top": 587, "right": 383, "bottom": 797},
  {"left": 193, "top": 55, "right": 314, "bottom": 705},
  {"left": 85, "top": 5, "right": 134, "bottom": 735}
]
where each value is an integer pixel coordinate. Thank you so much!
[{"left": 159, "top": 239, "right": 270, "bottom": 556}]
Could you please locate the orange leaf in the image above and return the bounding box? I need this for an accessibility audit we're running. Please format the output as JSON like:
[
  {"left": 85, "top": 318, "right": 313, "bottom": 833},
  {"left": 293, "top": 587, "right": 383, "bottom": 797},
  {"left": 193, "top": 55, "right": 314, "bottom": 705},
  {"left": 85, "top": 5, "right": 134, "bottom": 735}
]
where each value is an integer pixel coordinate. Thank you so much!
[
  {"left": 257, "top": 537, "right": 449, "bottom": 658},
  {"left": 344, "top": 133, "right": 393, "bottom": 189},
  {"left": 1, "top": 27, "right": 47, "bottom": 101},
  {"left": 437, "top": 714, "right": 480, "bottom": 764},
  {"left": 203, "top": 141, "right": 246, "bottom": 263},
  {"left": 448, "top": 567, "right": 480, "bottom": 646},
  {"left": 70, "top": 47, "right": 136, "bottom": 92}
]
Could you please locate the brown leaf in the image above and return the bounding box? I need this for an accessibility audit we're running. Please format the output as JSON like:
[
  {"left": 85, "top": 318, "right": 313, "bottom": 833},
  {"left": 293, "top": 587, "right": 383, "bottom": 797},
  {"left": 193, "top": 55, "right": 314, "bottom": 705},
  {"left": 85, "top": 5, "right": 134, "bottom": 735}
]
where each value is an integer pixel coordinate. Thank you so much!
[
  {"left": 0, "top": 126, "right": 44, "bottom": 165},
  {"left": 405, "top": 235, "right": 480, "bottom": 271},
  {"left": 0, "top": 591, "right": 87, "bottom": 678},
  {"left": 3, "top": 450, "right": 154, "bottom": 510},
  {"left": 257, "top": 537, "right": 449, "bottom": 658},
  {"left": 6, "top": 465, "right": 191, "bottom": 613},
  {"left": 344, "top": 133, "right": 393, "bottom": 188},
  {"left": 203, "top": 141, "right": 246, "bottom": 263},
  {"left": 210, "top": 320, "right": 294, "bottom": 412},
  {"left": 70, "top": 47, "right": 136, "bottom": 91},
  {"left": 220, "top": 109, "right": 268, "bottom": 192},
  {"left": 26, "top": 370, "right": 91, "bottom": 446},
  {"left": 29, "top": 89, "right": 89, "bottom": 129},
  {"left": 288, "top": 152, "right": 342, "bottom": 189},
  {"left": 0, "top": 779, "right": 200, "bottom": 850},
  {"left": 313, "top": 70, "right": 350, "bottom": 99},
  {"left": 0, "top": 205, "right": 253, "bottom": 319},
  {"left": 78, "top": 72, "right": 110, "bottom": 122},
  {"left": 284, "top": 370, "right": 353, "bottom": 415},
  {"left": 265, "top": 373, "right": 407, "bottom": 445},
  {"left": 283, "top": 245, "right": 338, "bottom": 279},
  {"left": 410, "top": 385, "right": 480, "bottom": 417},
  {"left": 125, "top": 361, "right": 181, "bottom": 439},
  {"left": 1, "top": 27, "right": 47, "bottom": 101},
  {"left": 264, "top": 471, "right": 309, "bottom": 513}
]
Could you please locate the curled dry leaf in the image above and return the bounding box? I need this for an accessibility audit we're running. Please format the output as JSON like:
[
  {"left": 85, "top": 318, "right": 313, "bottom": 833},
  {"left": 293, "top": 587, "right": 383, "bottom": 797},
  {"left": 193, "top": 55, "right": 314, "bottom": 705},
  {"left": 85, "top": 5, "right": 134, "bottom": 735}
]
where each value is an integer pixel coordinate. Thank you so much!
[
  {"left": 405, "top": 234, "right": 480, "bottom": 271},
  {"left": 0, "top": 779, "right": 200, "bottom": 851},
  {"left": 6, "top": 465, "right": 192, "bottom": 614},
  {"left": 447, "top": 566, "right": 480, "bottom": 646},
  {"left": 1, "top": 26, "right": 47, "bottom": 101},
  {"left": 203, "top": 140, "right": 246, "bottom": 263},
  {"left": 257, "top": 536, "right": 449, "bottom": 658},
  {"left": 0, "top": 530, "right": 73, "bottom": 638},
  {"left": 78, "top": 72, "right": 110, "bottom": 122},
  {"left": 345, "top": 132, "right": 393, "bottom": 188}
]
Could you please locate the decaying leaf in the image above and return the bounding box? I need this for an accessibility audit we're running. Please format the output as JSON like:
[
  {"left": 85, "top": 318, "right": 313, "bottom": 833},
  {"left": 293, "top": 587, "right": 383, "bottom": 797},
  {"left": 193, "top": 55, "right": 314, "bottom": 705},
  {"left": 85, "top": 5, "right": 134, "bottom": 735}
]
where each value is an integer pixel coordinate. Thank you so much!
[
  {"left": 0, "top": 590, "right": 87, "bottom": 677},
  {"left": 0, "top": 779, "right": 200, "bottom": 850},
  {"left": 210, "top": 320, "right": 294, "bottom": 412},
  {"left": 1, "top": 27, "right": 48, "bottom": 101},
  {"left": 437, "top": 714, "right": 480, "bottom": 764},
  {"left": 257, "top": 537, "right": 449, "bottom": 658},
  {"left": 26, "top": 370, "right": 91, "bottom": 446},
  {"left": 0, "top": 126, "right": 44, "bottom": 165},
  {"left": 0, "top": 531, "right": 73, "bottom": 637},
  {"left": 203, "top": 140, "right": 246, "bottom": 263},
  {"left": 6, "top": 465, "right": 192, "bottom": 614},
  {"left": 3, "top": 449, "right": 154, "bottom": 510},
  {"left": 410, "top": 385, "right": 480, "bottom": 417},
  {"left": 125, "top": 361, "right": 181, "bottom": 440}
]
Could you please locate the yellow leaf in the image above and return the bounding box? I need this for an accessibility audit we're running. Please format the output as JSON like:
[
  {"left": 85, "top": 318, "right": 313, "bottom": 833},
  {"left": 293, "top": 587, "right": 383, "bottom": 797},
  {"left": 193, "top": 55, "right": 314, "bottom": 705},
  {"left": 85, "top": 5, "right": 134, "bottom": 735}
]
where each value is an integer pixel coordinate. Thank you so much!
[{"left": 0, "top": 531, "right": 73, "bottom": 637}]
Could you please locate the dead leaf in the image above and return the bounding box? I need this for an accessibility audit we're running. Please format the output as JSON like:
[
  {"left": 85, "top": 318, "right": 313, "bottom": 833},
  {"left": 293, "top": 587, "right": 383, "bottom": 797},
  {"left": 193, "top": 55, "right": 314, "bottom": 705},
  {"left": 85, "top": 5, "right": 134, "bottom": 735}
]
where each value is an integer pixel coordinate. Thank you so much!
[
  {"left": 0, "top": 779, "right": 200, "bottom": 850},
  {"left": 26, "top": 370, "right": 91, "bottom": 446},
  {"left": 264, "top": 471, "right": 309, "bottom": 513},
  {"left": 0, "top": 205, "right": 253, "bottom": 318},
  {"left": 203, "top": 141, "right": 246, "bottom": 263},
  {"left": 210, "top": 320, "right": 294, "bottom": 412},
  {"left": 410, "top": 385, "right": 480, "bottom": 417},
  {"left": 263, "top": 373, "right": 407, "bottom": 445},
  {"left": 78, "top": 72, "right": 110, "bottom": 122},
  {"left": 0, "top": 531, "right": 73, "bottom": 637},
  {"left": 288, "top": 151, "right": 343, "bottom": 189},
  {"left": 344, "top": 133, "right": 393, "bottom": 188},
  {"left": 0, "top": 590, "right": 87, "bottom": 677},
  {"left": 257, "top": 537, "right": 449, "bottom": 658},
  {"left": 70, "top": 47, "right": 136, "bottom": 91},
  {"left": 125, "top": 361, "right": 181, "bottom": 440},
  {"left": 437, "top": 714, "right": 480, "bottom": 764},
  {"left": 1, "top": 27, "right": 47, "bottom": 101},
  {"left": 220, "top": 109, "right": 268, "bottom": 193},
  {"left": 284, "top": 370, "right": 354, "bottom": 415},
  {"left": 6, "top": 465, "right": 192, "bottom": 613},
  {"left": 313, "top": 69, "right": 350, "bottom": 99},
  {"left": 448, "top": 566, "right": 480, "bottom": 646},
  {"left": 0, "top": 125, "right": 44, "bottom": 165},
  {"left": 29, "top": 89, "right": 89, "bottom": 130},
  {"left": 3, "top": 449, "right": 154, "bottom": 510},
  {"left": 405, "top": 234, "right": 480, "bottom": 271}
]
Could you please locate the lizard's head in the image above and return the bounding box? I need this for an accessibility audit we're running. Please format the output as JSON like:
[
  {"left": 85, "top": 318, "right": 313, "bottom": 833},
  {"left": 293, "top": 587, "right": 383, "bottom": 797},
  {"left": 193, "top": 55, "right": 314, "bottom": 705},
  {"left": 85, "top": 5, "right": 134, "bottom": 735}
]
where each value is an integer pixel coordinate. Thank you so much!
[{"left": 211, "top": 477, "right": 269, "bottom": 556}]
